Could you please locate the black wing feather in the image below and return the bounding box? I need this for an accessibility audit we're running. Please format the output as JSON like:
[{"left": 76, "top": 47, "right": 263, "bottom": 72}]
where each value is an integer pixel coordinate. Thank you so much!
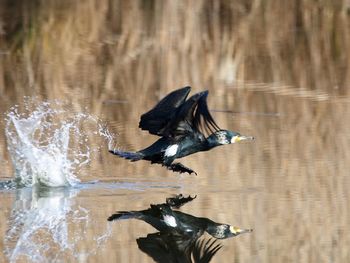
[
  {"left": 162, "top": 91, "right": 221, "bottom": 138},
  {"left": 139, "top": 87, "right": 220, "bottom": 138},
  {"left": 193, "top": 91, "right": 221, "bottom": 134},
  {"left": 139, "top": 86, "right": 191, "bottom": 136},
  {"left": 192, "top": 238, "right": 223, "bottom": 263}
]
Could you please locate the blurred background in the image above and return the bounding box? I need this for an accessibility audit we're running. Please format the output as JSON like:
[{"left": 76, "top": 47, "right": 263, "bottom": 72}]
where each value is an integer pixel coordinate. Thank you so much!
[{"left": 0, "top": 0, "right": 350, "bottom": 262}]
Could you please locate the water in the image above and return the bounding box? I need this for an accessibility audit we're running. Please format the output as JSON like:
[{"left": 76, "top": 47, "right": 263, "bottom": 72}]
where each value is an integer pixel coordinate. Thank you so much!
[
  {"left": 1, "top": 101, "right": 116, "bottom": 261},
  {"left": 4, "top": 186, "right": 109, "bottom": 262},
  {"left": 1, "top": 90, "right": 349, "bottom": 262},
  {"left": 4, "top": 99, "right": 115, "bottom": 188},
  {"left": 1, "top": 2, "right": 350, "bottom": 262},
  {"left": 3, "top": 183, "right": 188, "bottom": 263}
]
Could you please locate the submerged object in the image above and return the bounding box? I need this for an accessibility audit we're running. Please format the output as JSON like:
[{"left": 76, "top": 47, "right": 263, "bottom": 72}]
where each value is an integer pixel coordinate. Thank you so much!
[{"left": 109, "top": 86, "right": 254, "bottom": 175}]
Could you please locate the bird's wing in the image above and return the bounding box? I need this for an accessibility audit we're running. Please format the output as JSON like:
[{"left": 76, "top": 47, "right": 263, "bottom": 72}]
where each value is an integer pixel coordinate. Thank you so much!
[
  {"left": 191, "top": 91, "right": 221, "bottom": 135},
  {"left": 137, "top": 232, "right": 194, "bottom": 263},
  {"left": 166, "top": 194, "right": 197, "bottom": 209},
  {"left": 191, "top": 238, "right": 223, "bottom": 263},
  {"left": 139, "top": 86, "right": 191, "bottom": 136},
  {"left": 162, "top": 90, "right": 221, "bottom": 138}
]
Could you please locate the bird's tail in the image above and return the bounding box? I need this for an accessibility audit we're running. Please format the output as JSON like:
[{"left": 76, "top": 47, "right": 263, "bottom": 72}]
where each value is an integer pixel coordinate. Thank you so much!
[
  {"left": 109, "top": 149, "right": 143, "bottom": 161},
  {"left": 108, "top": 211, "right": 140, "bottom": 221}
]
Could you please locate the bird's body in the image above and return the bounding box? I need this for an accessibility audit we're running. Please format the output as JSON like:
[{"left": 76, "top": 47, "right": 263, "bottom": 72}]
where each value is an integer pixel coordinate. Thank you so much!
[
  {"left": 141, "top": 132, "right": 206, "bottom": 161},
  {"left": 108, "top": 195, "right": 252, "bottom": 240},
  {"left": 110, "top": 86, "right": 254, "bottom": 174},
  {"left": 108, "top": 195, "right": 252, "bottom": 262}
]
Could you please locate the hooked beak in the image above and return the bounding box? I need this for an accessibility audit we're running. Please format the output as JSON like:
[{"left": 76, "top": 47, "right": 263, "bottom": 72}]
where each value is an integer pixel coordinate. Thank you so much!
[
  {"left": 229, "top": 226, "right": 253, "bottom": 236},
  {"left": 231, "top": 135, "right": 255, "bottom": 143}
]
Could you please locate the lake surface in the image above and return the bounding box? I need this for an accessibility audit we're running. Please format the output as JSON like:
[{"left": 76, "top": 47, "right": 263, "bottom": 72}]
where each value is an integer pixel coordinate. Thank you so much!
[
  {"left": 1, "top": 88, "right": 349, "bottom": 262},
  {"left": 0, "top": 1, "right": 350, "bottom": 262}
]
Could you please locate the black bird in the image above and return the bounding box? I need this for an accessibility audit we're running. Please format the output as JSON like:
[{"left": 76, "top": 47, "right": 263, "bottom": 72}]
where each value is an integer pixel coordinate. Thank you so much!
[
  {"left": 107, "top": 195, "right": 252, "bottom": 240},
  {"left": 137, "top": 232, "right": 222, "bottom": 263},
  {"left": 109, "top": 86, "right": 254, "bottom": 174},
  {"left": 108, "top": 195, "right": 252, "bottom": 262}
]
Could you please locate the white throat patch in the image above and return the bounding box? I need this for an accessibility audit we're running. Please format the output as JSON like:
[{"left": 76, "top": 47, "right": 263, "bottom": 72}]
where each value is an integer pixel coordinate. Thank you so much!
[
  {"left": 215, "top": 131, "right": 229, "bottom": 144},
  {"left": 164, "top": 144, "right": 179, "bottom": 157}
]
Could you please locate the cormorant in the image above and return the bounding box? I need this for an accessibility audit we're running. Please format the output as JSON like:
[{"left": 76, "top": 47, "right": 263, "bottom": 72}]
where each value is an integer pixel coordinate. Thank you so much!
[
  {"left": 109, "top": 86, "right": 254, "bottom": 175},
  {"left": 107, "top": 194, "right": 252, "bottom": 240},
  {"left": 108, "top": 195, "right": 252, "bottom": 262}
]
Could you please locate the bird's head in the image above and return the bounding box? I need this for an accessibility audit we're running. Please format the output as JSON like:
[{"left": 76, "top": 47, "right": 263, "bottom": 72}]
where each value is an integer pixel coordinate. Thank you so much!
[
  {"left": 208, "top": 130, "right": 254, "bottom": 146},
  {"left": 207, "top": 224, "right": 253, "bottom": 239}
]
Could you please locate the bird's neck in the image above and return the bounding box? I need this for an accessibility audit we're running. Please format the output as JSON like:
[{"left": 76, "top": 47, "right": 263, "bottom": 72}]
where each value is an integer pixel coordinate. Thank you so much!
[
  {"left": 206, "top": 224, "right": 228, "bottom": 239},
  {"left": 205, "top": 134, "right": 221, "bottom": 149}
]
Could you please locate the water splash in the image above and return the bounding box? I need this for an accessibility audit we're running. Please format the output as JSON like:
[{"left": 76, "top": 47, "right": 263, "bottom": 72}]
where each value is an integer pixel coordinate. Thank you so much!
[
  {"left": 5, "top": 99, "right": 116, "bottom": 188},
  {"left": 4, "top": 186, "right": 112, "bottom": 262}
]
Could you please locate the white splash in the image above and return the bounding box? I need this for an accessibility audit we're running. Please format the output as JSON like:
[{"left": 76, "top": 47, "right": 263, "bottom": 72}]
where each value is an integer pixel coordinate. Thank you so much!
[{"left": 5, "top": 99, "right": 115, "bottom": 187}]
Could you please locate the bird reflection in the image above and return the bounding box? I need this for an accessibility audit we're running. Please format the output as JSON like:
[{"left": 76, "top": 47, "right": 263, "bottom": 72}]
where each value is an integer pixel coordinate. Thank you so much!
[
  {"left": 108, "top": 194, "right": 252, "bottom": 262},
  {"left": 137, "top": 231, "right": 222, "bottom": 263}
]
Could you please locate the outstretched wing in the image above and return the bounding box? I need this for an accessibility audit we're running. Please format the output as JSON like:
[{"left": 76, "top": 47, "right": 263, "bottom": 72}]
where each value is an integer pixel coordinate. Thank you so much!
[
  {"left": 166, "top": 194, "right": 197, "bottom": 209},
  {"left": 191, "top": 91, "right": 221, "bottom": 135},
  {"left": 137, "top": 234, "right": 222, "bottom": 263},
  {"left": 139, "top": 86, "right": 191, "bottom": 136},
  {"left": 191, "top": 238, "right": 223, "bottom": 263},
  {"left": 162, "top": 90, "right": 221, "bottom": 138},
  {"left": 137, "top": 232, "right": 194, "bottom": 263}
]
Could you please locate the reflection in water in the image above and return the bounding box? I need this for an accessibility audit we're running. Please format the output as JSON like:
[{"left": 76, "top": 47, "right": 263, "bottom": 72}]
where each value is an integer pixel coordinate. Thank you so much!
[
  {"left": 5, "top": 99, "right": 115, "bottom": 187},
  {"left": 108, "top": 195, "right": 252, "bottom": 262},
  {"left": 110, "top": 87, "right": 254, "bottom": 175},
  {"left": 4, "top": 186, "right": 111, "bottom": 262},
  {"left": 137, "top": 233, "right": 222, "bottom": 263}
]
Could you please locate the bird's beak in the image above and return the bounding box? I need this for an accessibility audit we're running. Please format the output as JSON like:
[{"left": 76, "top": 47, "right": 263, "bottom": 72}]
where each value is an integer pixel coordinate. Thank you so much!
[
  {"left": 231, "top": 135, "right": 255, "bottom": 143},
  {"left": 229, "top": 226, "right": 253, "bottom": 236}
]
